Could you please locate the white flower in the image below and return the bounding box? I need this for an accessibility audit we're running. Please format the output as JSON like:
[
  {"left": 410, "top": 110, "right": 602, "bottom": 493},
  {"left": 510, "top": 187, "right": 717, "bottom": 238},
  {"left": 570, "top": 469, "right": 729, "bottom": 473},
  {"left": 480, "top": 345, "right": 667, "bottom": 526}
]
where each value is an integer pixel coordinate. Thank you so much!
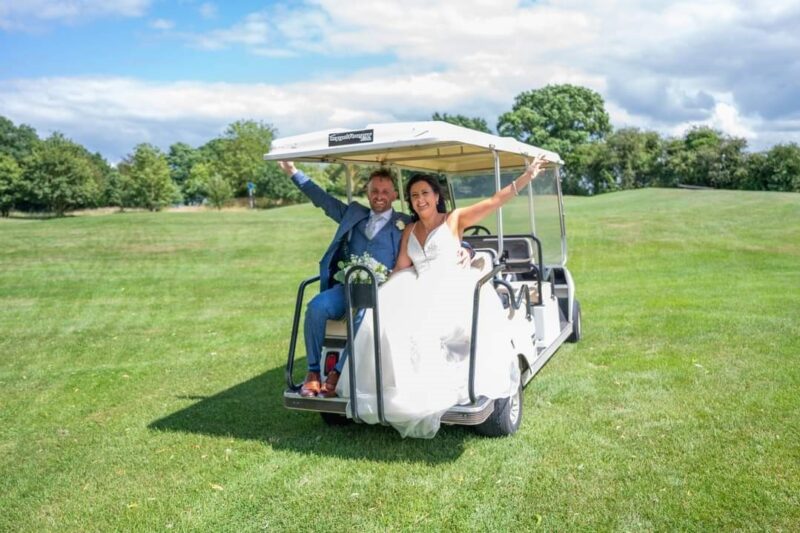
[
  {"left": 334, "top": 252, "right": 390, "bottom": 285},
  {"left": 395, "top": 220, "right": 406, "bottom": 230}
]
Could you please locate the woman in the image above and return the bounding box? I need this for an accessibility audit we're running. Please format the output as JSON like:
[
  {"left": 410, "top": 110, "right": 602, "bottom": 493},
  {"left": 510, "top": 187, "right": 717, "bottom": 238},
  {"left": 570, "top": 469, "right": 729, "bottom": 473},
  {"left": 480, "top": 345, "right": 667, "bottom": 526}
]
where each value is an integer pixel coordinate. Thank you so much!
[{"left": 337, "top": 156, "right": 548, "bottom": 438}]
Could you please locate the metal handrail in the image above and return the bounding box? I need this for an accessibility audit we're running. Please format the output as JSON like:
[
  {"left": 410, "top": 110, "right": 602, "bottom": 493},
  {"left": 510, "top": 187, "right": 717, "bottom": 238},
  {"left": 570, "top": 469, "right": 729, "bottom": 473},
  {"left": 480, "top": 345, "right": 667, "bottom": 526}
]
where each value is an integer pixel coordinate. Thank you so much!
[
  {"left": 285, "top": 275, "right": 321, "bottom": 392},
  {"left": 468, "top": 264, "right": 505, "bottom": 404},
  {"left": 343, "top": 266, "right": 385, "bottom": 425},
  {"left": 493, "top": 279, "right": 533, "bottom": 320}
]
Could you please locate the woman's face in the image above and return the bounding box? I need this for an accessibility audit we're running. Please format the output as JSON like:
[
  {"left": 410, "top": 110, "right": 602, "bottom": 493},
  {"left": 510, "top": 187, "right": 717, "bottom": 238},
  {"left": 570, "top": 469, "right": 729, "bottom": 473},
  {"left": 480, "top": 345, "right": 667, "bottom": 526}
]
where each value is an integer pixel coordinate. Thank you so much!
[{"left": 409, "top": 180, "right": 439, "bottom": 218}]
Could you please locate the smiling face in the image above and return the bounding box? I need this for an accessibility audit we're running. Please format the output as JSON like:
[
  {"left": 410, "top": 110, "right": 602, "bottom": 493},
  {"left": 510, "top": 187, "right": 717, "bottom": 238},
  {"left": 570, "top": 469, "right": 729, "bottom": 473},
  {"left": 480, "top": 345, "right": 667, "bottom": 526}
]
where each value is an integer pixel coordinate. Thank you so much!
[
  {"left": 409, "top": 180, "right": 440, "bottom": 219},
  {"left": 366, "top": 176, "right": 397, "bottom": 214}
]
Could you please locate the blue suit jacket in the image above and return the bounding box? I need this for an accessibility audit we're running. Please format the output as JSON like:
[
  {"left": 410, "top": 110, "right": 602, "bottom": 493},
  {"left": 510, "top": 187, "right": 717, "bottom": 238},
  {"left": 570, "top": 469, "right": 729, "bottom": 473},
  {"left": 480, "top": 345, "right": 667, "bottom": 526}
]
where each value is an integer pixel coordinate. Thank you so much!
[{"left": 292, "top": 171, "right": 412, "bottom": 291}]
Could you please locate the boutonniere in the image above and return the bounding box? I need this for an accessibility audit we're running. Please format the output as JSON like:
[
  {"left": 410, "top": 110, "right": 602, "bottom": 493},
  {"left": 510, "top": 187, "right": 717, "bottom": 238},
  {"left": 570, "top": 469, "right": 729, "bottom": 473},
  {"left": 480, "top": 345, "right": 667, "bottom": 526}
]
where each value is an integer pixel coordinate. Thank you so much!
[{"left": 395, "top": 220, "right": 406, "bottom": 231}]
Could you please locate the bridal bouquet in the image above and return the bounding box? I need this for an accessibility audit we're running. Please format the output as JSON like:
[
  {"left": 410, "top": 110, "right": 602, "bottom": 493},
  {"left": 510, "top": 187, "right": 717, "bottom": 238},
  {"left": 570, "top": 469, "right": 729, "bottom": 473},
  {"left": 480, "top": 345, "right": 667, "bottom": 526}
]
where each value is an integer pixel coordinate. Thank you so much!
[{"left": 334, "top": 252, "right": 390, "bottom": 285}]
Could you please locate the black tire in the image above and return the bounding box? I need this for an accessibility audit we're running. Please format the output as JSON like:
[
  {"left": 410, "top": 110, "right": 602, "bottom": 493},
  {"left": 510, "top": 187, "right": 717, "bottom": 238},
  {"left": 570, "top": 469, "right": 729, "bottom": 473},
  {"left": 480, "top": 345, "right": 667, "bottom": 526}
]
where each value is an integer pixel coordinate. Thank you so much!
[
  {"left": 320, "top": 412, "right": 352, "bottom": 426},
  {"left": 567, "top": 299, "right": 581, "bottom": 343},
  {"left": 475, "top": 383, "right": 523, "bottom": 437}
]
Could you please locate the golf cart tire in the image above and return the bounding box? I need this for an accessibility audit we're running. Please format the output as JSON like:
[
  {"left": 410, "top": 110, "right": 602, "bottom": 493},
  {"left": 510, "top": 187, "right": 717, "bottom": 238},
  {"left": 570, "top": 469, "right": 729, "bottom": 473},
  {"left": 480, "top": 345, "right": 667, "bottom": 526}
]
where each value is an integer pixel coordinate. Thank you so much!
[
  {"left": 320, "top": 412, "right": 352, "bottom": 426},
  {"left": 474, "top": 383, "right": 523, "bottom": 437},
  {"left": 567, "top": 299, "right": 582, "bottom": 343}
]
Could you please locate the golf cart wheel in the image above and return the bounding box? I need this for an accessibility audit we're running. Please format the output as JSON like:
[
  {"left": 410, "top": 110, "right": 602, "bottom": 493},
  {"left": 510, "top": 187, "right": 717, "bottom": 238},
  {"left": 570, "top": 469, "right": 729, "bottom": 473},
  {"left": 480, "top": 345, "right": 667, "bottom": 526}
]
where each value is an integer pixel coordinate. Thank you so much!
[
  {"left": 475, "top": 383, "right": 523, "bottom": 437},
  {"left": 320, "top": 412, "right": 352, "bottom": 426},
  {"left": 567, "top": 299, "right": 581, "bottom": 343}
]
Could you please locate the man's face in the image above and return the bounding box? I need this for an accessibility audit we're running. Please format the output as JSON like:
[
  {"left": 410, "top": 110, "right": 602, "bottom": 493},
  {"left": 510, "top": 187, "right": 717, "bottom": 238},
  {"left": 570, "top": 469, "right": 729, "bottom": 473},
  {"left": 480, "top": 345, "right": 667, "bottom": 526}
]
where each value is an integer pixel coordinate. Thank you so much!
[{"left": 366, "top": 176, "right": 397, "bottom": 213}]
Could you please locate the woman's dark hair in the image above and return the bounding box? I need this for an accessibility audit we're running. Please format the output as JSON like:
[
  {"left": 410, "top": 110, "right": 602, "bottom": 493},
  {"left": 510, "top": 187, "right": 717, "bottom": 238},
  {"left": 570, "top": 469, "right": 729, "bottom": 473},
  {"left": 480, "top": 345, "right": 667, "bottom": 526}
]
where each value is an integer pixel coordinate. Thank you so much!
[{"left": 405, "top": 174, "right": 447, "bottom": 221}]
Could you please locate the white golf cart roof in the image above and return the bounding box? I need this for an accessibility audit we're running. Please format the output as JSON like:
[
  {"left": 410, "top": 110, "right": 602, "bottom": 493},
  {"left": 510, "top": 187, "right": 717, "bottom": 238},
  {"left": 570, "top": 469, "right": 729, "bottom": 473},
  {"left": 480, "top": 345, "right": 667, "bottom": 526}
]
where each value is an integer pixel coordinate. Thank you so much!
[{"left": 264, "top": 120, "right": 562, "bottom": 173}]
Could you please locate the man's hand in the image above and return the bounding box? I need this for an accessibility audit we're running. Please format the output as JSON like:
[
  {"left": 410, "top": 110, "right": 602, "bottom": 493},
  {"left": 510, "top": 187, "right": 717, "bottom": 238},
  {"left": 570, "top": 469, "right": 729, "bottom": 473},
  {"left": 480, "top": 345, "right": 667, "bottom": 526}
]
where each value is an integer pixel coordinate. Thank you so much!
[{"left": 279, "top": 161, "right": 297, "bottom": 176}]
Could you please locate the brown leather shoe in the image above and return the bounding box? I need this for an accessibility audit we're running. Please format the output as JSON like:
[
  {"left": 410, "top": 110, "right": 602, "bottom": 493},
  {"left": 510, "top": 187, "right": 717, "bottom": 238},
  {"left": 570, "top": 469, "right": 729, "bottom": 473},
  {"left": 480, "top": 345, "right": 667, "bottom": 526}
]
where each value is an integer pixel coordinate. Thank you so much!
[
  {"left": 318, "top": 370, "right": 340, "bottom": 398},
  {"left": 300, "top": 371, "right": 321, "bottom": 397}
]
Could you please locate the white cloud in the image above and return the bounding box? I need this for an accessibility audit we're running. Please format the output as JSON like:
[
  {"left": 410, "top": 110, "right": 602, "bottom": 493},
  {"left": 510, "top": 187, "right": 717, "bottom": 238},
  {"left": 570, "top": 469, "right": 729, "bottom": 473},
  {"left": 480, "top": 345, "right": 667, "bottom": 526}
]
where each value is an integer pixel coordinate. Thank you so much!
[
  {"left": 150, "top": 18, "right": 174, "bottom": 31},
  {"left": 0, "top": 0, "right": 151, "bottom": 29},
  {"left": 192, "top": 12, "right": 269, "bottom": 50},
  {"left": 3, "top": 0, "right": 800, "bottom": 156},
  {"left": 199, "top": 2, "right": 216, "bottom": 20}
]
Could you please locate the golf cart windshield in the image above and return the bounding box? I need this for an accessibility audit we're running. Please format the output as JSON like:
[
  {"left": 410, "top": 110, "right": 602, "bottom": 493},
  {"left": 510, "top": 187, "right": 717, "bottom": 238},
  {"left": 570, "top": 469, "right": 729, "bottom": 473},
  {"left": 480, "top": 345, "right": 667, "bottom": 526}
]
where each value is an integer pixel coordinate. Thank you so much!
[{"left": 448, "top": 166, "right": 565, "bottom": 266}]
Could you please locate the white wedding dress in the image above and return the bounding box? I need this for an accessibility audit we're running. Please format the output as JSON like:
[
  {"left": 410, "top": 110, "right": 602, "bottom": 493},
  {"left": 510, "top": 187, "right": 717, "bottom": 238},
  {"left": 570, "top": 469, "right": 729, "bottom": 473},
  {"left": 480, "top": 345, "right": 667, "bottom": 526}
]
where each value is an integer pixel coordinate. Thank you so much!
[{"left": 336, "top": 222, "right": 520, "bottom": 438}]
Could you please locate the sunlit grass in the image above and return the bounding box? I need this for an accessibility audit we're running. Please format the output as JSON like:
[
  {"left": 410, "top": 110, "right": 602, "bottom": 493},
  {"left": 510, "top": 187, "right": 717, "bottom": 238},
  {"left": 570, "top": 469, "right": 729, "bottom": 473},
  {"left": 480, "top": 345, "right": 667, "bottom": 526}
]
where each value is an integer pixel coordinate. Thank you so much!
[{"left": 1, "top": 189, "right": 799, "bottom": 531}]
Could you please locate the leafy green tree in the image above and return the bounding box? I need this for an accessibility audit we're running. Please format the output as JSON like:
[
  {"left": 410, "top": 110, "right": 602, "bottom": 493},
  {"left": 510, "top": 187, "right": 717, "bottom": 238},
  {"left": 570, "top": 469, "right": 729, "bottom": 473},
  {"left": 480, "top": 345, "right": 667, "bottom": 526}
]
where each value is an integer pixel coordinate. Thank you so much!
[
  {"left": 0, "top": 116, "right": 40, "bottom": 161},
  {"left": 183, "top": 161, "right": 212, "bottom": 205},
  {"left": 567, "top": 142, "right": 614, "bottom": 195},
  {"left": 205, "top": 173, "right": 233, "bottom": 209},
  {"left": 431, "top": 112, "right": 491, "bottom": 133},
  {"left": 662, "top": 127, "right": 748, "bottom": 189},
  {"left": 0, "top": 153, "right": 22, "bottom": 216},
  {"left": 206, "top": 120, "right": 275, "bottom": 195},
  {"left": 605, "top": 128, "right": 663, "bottom": 190},
  {"left": 167, "top": 142, "right": 201, "bottom": 192},
  {"left": 118, "top": 144, "right": 178, "bottom": 211},
  {"left": 497, "top": 84, "right": 612, "bottom": 158},
  {"left": 24, "top": 133, "right": 102, "bottom": 215},
  {"left": 762, "top": 143, "right": 800, "bottom": 192}
]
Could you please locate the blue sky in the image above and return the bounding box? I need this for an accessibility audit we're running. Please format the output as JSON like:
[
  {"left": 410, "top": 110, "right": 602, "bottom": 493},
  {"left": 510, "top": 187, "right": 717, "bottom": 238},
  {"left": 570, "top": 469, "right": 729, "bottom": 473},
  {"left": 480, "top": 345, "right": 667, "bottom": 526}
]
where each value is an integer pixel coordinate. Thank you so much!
[{"left": 2, "top": 0, "right": 799, "bottom": 162}]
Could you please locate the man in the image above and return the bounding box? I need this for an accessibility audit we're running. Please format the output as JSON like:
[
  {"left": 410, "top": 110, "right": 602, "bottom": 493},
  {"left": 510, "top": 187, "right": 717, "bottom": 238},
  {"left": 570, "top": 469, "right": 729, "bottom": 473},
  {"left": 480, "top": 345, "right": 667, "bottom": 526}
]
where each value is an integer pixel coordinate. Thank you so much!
[{"left": 280, "top": 161, "right": 411, "bottom": 398}]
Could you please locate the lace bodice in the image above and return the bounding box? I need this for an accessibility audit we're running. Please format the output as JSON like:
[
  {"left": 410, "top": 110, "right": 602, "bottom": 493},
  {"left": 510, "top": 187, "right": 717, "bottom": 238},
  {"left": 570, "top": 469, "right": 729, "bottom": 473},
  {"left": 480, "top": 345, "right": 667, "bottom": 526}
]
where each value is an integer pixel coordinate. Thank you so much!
[{"left": 408, "top": 221, "right": 462, "bottom": 275}]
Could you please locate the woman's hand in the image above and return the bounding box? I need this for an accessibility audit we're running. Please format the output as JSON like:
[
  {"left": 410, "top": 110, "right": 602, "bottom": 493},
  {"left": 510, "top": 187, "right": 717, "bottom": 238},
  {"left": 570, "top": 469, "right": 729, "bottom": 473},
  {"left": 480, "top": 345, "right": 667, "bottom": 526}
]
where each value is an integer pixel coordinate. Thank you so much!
[{"left": 523, "top": 154, "right": 548, "bottom": 180}]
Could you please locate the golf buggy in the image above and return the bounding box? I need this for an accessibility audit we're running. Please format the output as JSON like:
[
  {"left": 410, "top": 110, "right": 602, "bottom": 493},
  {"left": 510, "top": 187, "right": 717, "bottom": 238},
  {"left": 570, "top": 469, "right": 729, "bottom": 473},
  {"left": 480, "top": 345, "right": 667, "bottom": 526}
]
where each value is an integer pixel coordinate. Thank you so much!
[{"left": 264, "top": 121, "right": 581, "bottom": 436}]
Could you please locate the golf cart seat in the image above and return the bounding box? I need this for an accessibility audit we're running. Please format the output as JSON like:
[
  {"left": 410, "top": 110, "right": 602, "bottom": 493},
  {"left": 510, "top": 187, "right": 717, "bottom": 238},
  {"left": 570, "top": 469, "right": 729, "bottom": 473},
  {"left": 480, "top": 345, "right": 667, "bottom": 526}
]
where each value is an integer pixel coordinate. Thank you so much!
[{"left": 462, "top": 234, "right": 541, "bottom": 278}]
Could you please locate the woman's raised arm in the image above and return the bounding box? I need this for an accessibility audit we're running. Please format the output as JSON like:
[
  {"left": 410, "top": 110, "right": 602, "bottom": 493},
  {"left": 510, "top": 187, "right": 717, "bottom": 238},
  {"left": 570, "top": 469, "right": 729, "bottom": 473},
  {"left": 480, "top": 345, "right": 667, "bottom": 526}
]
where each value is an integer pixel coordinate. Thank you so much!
[{"left": 451, "top": 155, "right": 549, "bottom": 234}]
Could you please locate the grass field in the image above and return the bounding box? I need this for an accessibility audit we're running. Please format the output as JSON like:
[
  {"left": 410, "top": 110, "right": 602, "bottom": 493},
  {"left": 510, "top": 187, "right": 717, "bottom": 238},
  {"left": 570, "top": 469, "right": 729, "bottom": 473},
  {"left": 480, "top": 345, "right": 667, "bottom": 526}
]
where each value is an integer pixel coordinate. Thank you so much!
[{"left": 1, "top": 188, "right": 799, "bottom": 531}]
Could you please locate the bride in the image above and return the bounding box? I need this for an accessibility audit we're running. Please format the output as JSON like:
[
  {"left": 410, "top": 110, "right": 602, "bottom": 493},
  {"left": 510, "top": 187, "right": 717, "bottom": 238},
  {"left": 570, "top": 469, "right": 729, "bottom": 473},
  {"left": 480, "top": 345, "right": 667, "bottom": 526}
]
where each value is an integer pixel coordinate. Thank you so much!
[{"left": 336, "top": 156, "right": 548, "bottom": 438}]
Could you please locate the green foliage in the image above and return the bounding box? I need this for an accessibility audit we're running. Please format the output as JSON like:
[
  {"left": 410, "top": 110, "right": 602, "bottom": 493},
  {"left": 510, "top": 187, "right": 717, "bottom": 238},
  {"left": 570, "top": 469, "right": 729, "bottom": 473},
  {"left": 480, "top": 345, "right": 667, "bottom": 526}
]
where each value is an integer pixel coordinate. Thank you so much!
[
  {"left": 762, "top": 143, "right": 800, "bottom": 192},
  {"left": 432, "top": 112, "right": 492, "bottom": 133},
  {"left": 167, "top": 142, "right": 202, "bottom": 189},
  {"left": 23, "top": 133, "right": 103, "bottom": 215},
  {"left": 205, "top": 120, "right": 275, "bottom": 196},
  {"left": 205, "top": 173, "right": 234, "bottom": 209},
  {"left": 118, "top": 143, "right": 178, "bottom": 211},
  {"left": 0, "top": 153, "right": 22, "bottom": 216},
  {"left": 0, "top": 115, "right": 40, "bottom": 161},
  {"left": 568, "top": 128, "right": 663, "bottom": 194},
  {"left": 661, "top": 127, "right": 749, "bottom": 189},
  {"left": 251, "top": 162, "right": 305, "bottom": 205},
  {"left": 497, "top": 84, "right": 612, "bottom": 158}
]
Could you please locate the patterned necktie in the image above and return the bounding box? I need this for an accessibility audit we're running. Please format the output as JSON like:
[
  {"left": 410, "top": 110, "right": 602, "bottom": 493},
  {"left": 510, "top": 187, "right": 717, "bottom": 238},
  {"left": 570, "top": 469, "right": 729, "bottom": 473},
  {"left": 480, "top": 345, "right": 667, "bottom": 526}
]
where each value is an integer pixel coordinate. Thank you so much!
[{"left": 365, "top": 213, "right": 381, "bottom": 240}]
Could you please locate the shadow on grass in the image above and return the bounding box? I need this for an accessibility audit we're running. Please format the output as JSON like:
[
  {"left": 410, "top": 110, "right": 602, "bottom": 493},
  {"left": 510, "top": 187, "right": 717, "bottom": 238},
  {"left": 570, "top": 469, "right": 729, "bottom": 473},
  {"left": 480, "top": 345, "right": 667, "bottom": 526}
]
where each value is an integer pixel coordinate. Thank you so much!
[{"left": 148, "top": 362, "right": 471, "bottom": 465}]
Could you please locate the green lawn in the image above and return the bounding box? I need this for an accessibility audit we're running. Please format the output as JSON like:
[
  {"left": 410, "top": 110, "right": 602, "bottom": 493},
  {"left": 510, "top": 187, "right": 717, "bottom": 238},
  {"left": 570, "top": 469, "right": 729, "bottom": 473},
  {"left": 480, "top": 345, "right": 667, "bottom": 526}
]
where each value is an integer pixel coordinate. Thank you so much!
[{"left": 1, "top": 189, "right": 799, "bottom": 531}]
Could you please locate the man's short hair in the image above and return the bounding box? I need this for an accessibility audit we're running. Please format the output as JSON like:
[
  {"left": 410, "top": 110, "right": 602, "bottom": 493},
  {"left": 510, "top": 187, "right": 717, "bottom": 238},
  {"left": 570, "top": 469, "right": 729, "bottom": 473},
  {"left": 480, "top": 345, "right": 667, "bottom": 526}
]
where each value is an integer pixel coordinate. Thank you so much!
[{"left": 367, "top": 168, "right": 396, "bottom": 190}]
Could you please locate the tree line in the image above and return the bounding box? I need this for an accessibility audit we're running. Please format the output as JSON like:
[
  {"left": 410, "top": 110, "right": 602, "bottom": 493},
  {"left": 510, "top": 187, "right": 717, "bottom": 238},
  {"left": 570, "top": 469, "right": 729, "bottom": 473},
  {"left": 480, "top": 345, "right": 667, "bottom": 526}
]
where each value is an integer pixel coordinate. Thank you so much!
[
  {"left": 0, "top": 117, "right": 302, "bottom": 216},
  {"left": 2, "top": 84, "right": 798, "bottom": 217},
  {"left": 434, "top": 84, "right": 800, "bottom": 195}
]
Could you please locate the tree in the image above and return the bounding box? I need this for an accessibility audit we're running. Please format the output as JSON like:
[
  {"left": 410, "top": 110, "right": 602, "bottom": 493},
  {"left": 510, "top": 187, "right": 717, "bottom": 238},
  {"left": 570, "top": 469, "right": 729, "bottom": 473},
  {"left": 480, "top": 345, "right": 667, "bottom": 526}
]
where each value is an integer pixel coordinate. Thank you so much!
[
  {"left": 205, "top": 173, "right": 233, "bottom": 209},
  {"left": 118, "top": 144, "right": 178, "bottom": 211},
  {"left": 206, "top": 120, "right": 275, "bottom": 195},
  {"left": 167, "top": 142, "right": 201, "bottom": 193},
  {"left": 762, "top": 143, "right": 800, "bottom": 192},
  {"left": 431, "top": 112, "right": 491, "bottom": 133},
  {"left": 0, "top": 153, "right": 22, "bottom": 216},
  {"left": 497, "top": 84, "right": 612, "bottom": 159},
  {"left": 605, "top": 128, "right": 663, "bottom": 190},
  {"left": 0, "top": 116, "right": 40, "bottom": 161},
  {"left": 661, "top": 127, "right": 748, "bottom": 189},
  {"left": 24, "top": 133, "right": 102, "bottom": 215}
]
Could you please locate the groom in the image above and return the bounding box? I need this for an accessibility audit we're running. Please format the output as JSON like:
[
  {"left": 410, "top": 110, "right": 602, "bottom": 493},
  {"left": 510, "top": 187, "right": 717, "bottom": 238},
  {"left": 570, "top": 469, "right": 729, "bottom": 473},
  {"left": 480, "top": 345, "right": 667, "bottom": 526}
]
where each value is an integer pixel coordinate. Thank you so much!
[{"left": 280, "top": 161, "right": 411, "bottom": 398}]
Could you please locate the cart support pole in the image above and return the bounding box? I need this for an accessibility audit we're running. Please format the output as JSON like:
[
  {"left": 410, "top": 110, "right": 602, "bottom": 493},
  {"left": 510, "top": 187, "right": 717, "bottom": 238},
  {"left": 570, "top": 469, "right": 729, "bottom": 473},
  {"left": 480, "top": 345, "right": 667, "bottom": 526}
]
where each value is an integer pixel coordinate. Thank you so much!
[{"left": 286, "top": 275, "right": 320, "bottom": 391}]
